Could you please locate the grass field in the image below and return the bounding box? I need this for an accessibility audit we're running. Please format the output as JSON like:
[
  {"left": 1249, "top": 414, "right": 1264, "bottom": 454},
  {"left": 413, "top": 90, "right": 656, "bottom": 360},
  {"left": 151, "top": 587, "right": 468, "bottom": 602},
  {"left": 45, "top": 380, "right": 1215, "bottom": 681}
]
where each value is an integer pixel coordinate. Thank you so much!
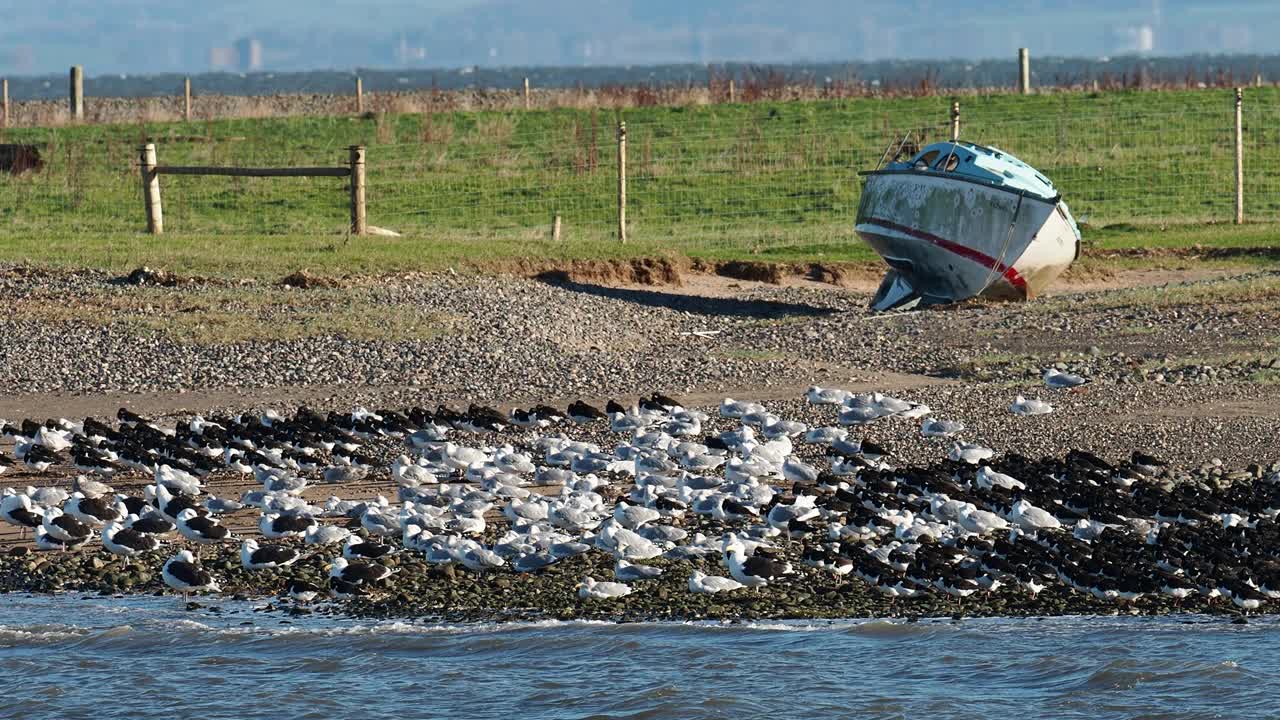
[{"left": 1, "top": 87, "right": 1279, "bottom": 277}]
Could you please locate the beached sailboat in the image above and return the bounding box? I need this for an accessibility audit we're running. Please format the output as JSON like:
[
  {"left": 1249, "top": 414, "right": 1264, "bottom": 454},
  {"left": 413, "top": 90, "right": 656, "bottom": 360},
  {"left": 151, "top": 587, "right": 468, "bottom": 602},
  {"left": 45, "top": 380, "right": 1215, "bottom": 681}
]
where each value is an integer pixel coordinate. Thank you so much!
[{"left": 855, "top": 139, "right": 1081, "bottom": 311}]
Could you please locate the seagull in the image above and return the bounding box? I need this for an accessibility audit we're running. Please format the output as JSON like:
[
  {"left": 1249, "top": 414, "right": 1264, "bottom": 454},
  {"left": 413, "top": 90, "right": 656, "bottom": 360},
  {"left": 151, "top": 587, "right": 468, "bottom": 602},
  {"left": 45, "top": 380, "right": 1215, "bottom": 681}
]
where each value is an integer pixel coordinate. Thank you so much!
[
  {"left": 957, "top": 506, "right": 1010, "bottom": 535},
  {"left": 260, "top": 512, "right": 316, "bottom": 539},
  {"left": 343, "top": 534, "right": 394, "bottom": 560},
  {"left": 2, "top": 492, "right": 44, "bottom": 535},
  {"left": 304, "top": 524, "right": 352, "bottom": 546},
  {"left": 72, "top": 475, "right": 113, "bottom": 498},
  {"left": 805, "top": 386, "right": 852, "bottom": 406},
  {"left": 767, "top": 496, "right": 819, "bottom": 534},
  {"left": 41, "top": 507, "right": 93, "bottom": 545},
  {"left": 975, "top": 465, "right": 1026, "bottom": 491},
  {"left": 724, "top": 541, "right": 793, "bottom": 588},
  {"left": 577, "top": 576, "right": 633, "bottom": 599},
  {"left": 921, "top": 417, "right": 965, "bottom": 438},
  {"left": 1043, "top": 368, "right": 1087, "bottom": 389},
  {"left": 688, "top": 569, "right": 744, "bottom": 593},
  {"left": 127, "top": 513, "right": 176, "bottom": 536},
  {"left": 1009, "top": 395, "right": 1053, "bottom": 416},
  {"left": 103, "top": 518, "right": 161, "bottom": 561},
  {"left": 204, "top": 496, "right": 245, "bottom": 515},
  {"left": 329, "top": 556, "right": 393, "bottom": 596},
  {"left": 781, "top": 457, "right": 819, "bottom": 484},
  {"left": 162, "top": 550, "right": 220, "bottom": 595},
  {"left": 176, "top": 508, "right": 230, "bottom": 551},
  {"left": 613, "top": 501, "right": 661, "bottom": 529},
  {"left": 63, "top": 493, "right": 122, "bottom": 527},
  {"left": 614, "top": 559, "right": 664, "bottom": 581},
  {"left": 949, "top": 442, "right": 994, "bottom": 464},
  {"left": 1008, "top": 499, "right": 1061, "bottom": 532},
  {"left": 240, "top": 538, "right": 301, "bottom": 570},
  {"left": 35, "top": 525, "right": 89, "bottom": 551}
]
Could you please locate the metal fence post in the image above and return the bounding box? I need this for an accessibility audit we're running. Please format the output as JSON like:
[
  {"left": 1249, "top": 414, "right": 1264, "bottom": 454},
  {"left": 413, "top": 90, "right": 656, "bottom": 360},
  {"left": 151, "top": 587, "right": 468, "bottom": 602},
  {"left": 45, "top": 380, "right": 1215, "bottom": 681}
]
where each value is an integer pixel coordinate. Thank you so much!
[
  {"left": 349, "top": 145, "right": 367, "bottom": 235},
  {"left": 951, "top": 101, "right": 960, "bottom": 141},
  {"left": 617, "top": 121, "right": 627, "bottom": 243},
  {"left": 1235, "top": 87, "right": 1244, "bottom": 225},
  {"left": 140, "top": 143, "right": 163, "bottom": 234},
  {"left": 355, "top": 77, "right": 363, "bottom": 114},
  {"left": 523, "top": 77, "right": 530, "bottom": 110},
  {"left": 1, "top": 78, "right": 7, "bottom": 128},
  {"left": 183, "top": 77, "right": 192, "bottom": 122}
]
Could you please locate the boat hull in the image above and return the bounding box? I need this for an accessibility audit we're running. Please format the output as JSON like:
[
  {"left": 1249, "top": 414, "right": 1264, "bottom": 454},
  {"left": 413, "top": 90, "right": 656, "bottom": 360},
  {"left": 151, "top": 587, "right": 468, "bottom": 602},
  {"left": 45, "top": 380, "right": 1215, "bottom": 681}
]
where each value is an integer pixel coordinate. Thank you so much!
[{"left": 855, "top": 171, "right": 1079, "bottom": 310}]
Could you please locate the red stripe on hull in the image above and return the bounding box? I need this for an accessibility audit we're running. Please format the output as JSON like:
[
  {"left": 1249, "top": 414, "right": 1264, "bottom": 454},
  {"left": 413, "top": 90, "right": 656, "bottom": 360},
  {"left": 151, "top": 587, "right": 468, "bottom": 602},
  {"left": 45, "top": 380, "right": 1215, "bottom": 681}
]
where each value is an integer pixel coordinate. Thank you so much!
[{"left": 862, "top": 216, "right": 1028, "bottom": 292}]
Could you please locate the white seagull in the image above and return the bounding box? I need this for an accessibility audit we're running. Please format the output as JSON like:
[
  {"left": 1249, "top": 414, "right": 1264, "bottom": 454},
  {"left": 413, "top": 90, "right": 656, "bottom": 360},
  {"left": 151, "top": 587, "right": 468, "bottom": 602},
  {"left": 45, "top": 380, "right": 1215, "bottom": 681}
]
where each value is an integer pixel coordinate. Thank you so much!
[{"left": 1009, "top": 395, "right": 1053, "bottom": 416}]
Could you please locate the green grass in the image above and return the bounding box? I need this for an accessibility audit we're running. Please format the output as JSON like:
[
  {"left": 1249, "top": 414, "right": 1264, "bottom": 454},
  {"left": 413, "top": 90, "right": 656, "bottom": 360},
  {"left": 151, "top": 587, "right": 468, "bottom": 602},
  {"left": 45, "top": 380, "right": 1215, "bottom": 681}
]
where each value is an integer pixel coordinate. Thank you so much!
[
  {"left": 1, "top": 87, "right": 1279, "bottom": 277},
  {"left": 1251, "top": 368, "right": 1280, "bottom": 385}
]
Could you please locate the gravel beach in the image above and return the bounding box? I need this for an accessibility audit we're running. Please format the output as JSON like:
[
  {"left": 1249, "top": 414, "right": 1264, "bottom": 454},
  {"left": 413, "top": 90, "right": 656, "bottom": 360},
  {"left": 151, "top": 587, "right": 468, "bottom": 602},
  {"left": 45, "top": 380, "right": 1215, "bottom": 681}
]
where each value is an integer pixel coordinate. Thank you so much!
[{"left": 1, "top": 263, "right": 1278, "bottom": 621}]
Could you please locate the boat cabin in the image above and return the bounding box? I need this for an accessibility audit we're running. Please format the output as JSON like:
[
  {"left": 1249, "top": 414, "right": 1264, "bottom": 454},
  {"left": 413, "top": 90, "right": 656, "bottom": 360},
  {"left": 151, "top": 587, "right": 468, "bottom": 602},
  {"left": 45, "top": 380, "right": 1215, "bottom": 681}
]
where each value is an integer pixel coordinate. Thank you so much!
[{"left": 889, "top": 141, "right": 1059, "bottom": 201}]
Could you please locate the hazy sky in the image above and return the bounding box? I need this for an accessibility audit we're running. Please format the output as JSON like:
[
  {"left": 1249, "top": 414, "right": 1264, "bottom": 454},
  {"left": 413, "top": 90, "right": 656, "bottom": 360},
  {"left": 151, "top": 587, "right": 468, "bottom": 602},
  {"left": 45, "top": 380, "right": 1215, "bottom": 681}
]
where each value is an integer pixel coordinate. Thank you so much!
[{"left": 2, "top": 0, "right": 1279, "bottom": 76}]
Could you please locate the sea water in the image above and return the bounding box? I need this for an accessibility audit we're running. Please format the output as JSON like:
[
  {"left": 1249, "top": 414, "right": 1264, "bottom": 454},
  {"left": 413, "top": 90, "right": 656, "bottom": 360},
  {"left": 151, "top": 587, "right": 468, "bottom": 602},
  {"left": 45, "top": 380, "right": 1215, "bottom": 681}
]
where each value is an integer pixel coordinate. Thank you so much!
[{"left": 0, "top": 593, "right": 1274, "bottom": 719}]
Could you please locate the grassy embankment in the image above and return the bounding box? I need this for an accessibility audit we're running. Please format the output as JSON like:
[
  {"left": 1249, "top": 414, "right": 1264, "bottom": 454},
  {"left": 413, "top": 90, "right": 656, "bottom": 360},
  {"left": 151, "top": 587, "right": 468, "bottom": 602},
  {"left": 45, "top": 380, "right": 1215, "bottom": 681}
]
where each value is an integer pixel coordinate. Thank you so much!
[{"left": 1, "top": 87, "right": 1278, "bottom": 279}]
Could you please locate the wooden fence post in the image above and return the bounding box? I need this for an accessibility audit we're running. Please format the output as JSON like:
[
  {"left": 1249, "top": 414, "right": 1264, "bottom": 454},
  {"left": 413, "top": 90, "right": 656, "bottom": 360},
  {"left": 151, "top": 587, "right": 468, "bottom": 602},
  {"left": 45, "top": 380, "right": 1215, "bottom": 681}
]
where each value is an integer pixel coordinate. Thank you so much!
[
  {"left": 70, "top": 65, "right": 84, "bottom": 121},
  {"left": 1018, "top": 48, "right": 1030, "bottom": 95},
  {"left": 183, "top": 77, "right": 192, "bottom": 122},
  {"left": 523, "top": 77, "right": 530, "bottom": 110},
  {"left": 951, "top": 101, "right": 960, "bottom": 141},
  {"left": 728, "top": 78, "right": 735, "bottom": 103},
  {"left": 139, "top": 143, "right": 163, "bottom": 234},
  {"left": 1, "top": 78, "right": 8, "bottom": 128},
  {"left": 355, "top": 77, "right": 363, "bottom": 114},
  {"left": 552, "top": 214, "right": 561, "bottom": 241},
  {"left": 617, "top": 121, "right": 627, "bottom": 243},
  {"left": 1235, "top": 87, "right": 1244, "bottom": 225},
  {"left": 349, "top": 145, "right": 367, "bottom": 235}
]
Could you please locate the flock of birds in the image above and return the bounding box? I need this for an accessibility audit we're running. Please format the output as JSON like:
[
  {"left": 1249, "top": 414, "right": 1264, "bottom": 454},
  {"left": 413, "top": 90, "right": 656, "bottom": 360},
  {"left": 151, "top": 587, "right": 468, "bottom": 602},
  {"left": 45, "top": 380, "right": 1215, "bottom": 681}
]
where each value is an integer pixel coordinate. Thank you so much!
[{"left": 1, "top": 366, "right": 1278, "bottom": 617}]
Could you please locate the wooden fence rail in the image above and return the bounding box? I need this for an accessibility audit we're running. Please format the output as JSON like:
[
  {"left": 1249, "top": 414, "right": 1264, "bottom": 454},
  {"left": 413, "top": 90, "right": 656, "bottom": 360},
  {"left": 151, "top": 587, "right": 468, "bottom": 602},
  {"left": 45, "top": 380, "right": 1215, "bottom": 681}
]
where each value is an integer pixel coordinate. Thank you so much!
[{"left": 137, "top": 143, "right": 366, "bottom": 235}]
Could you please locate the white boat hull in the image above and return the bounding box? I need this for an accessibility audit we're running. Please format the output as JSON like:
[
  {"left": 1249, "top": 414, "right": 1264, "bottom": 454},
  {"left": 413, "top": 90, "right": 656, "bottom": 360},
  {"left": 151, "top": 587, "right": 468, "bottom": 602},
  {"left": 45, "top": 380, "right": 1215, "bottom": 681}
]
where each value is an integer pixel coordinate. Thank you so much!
[{"left": 855, "top": 171, "right": 1079, "bottom": 310}]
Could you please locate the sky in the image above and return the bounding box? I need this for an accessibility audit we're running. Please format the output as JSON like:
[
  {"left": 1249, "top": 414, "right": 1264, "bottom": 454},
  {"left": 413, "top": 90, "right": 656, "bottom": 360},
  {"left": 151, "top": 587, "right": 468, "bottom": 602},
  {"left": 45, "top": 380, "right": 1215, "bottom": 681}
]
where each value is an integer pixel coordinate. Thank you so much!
[{"left": 2, "top": 0, "right": 1279, "bottom": 76}]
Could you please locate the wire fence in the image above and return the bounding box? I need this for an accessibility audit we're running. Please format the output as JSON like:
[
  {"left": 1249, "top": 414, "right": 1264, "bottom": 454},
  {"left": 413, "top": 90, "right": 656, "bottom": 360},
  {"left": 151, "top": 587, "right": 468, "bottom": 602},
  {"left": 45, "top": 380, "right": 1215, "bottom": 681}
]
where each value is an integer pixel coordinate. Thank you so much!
[{"left": 2, "top": 89, "right": 1278, "bottom": 252}]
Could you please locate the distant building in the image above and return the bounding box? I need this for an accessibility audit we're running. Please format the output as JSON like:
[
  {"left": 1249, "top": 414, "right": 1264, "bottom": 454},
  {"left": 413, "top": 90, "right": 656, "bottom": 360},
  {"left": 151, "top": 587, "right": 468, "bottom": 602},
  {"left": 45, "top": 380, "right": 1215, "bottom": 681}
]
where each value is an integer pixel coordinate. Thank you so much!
[
  {"left": 234, "top": 37, "right": 263, "bottom": 71},
  {"left": 1112, "top": 25, "right": 1156, "bottom": 54}
]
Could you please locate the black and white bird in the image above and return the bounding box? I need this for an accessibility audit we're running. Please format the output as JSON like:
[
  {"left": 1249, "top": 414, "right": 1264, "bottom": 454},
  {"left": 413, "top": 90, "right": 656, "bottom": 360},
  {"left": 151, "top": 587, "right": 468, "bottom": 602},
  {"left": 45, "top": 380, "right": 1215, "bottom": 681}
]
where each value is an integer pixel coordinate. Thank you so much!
[
  {"left": 127, "top": 513, "right": 176, "bottom": 536},
  {"left": 22, "top": 444, "right": 61, "bottom": 472},
  {"left": 285, "top": 578, "right": 323, "bottom": 603},
  {"left": 343, "top": 534, "right": 394, "bottom": 560},
  {"left": 103, "top": 518, "right": 161, "bottom": 561},
  {"left": 176, "top": 508, "right": 230, "bottom": 551},
  {"left": 64, "top": 493, "right": 123, "bottom": 528},
  {"left": 162, "top": 550, "right": 220, "bottom": 594},
  {"left": 724, "top": 540, "right": 793, "bottom": 589},
  {"left": 260, "top": 512, "right": 317, "bottom": 540},
  {"left": 240, "top": 538, "right": 301, "bottom": 570},
  {"left": 566, "top": 401, "right": 606, "bottom": 424},
  {"left": 328, "top": 556, "right": 393, "bottom": 597},
  {"left": 34, "top": 525, "right": 90, "bottom": 551},
  {"left": 41, "top": 507, "right": 93, "bottom": 545},
  {"left": 1, "top": 491, "right": 44, "bottom": 534}
]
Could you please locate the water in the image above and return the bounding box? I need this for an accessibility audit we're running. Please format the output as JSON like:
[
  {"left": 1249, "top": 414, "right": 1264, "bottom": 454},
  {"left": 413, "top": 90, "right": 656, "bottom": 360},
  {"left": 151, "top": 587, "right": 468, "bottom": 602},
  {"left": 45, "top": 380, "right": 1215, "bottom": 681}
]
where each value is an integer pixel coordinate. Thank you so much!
[{"left": 1, "top": 593, "right": 1275, "bottom": 719}]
